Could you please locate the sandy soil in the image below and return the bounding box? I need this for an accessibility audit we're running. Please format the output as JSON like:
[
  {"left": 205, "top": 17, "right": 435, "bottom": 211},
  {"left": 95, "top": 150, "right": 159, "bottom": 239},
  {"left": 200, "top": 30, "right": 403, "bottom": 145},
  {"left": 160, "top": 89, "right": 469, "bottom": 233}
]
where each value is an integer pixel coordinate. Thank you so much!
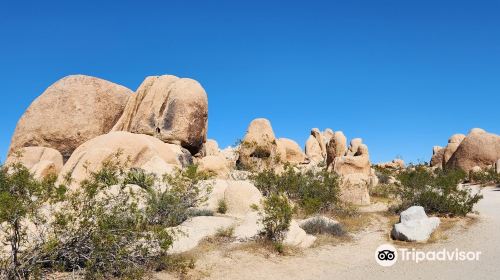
[{"left": 157, "top": 185, "right": 500, "bottom": 280}]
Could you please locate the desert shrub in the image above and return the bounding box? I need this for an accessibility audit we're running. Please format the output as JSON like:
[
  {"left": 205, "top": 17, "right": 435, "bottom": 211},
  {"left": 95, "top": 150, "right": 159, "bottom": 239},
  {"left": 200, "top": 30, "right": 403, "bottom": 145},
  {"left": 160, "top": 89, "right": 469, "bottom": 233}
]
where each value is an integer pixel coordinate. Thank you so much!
[
  {"left": 251, "top": 165, "right": 340, "bottom": 215},
  {"left": 217, "top": 199, "right": 227, "bottom": 214},
  {"left": 259, "top": 193, "right": 293, "bottom": 243},
  {"left": 300, "top": 217, "right": 345, "bottom": 236},
  {"left": 373, "top": 165, "right": 394, "bottom": 184},
  {"left": 146, "top": 165, "right": 213, "bottom": 227},
  {"left": 393, "top": 165, "right": 482, "bottom": 216},
  {"left": 0, "top": 162, "right": 66, "bottom": 279},
  {"left": 215, "top": 226, "right": 234, "bottom": 239},
  {"left": 123, "top": 167, "right": 156, "bottom": 189},
  {"left": 187, "top": 208, "right": 214, "bottom": 217},
  {"left": 370, "top": 183, "right": 399, "bottom": 198},
  {"left": 469, "top": 167, "right": 500, "bottom": 185}
]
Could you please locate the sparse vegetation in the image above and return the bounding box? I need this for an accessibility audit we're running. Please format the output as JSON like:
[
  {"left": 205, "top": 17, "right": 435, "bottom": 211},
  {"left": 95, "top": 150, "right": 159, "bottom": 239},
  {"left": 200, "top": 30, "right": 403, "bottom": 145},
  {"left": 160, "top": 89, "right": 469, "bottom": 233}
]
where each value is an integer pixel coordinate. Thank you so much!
[
  {"left": 469, "top": 167, "right": 500, "bottom": 186},
  {"left": 217, "top": 199, "right": 228, "bottom": 214},
  {"left": 300, "top": 218, "right": 345, "bottom": 236},
  {"left": 251, "top": 165, "right": 341, "bottom": 215},
  {"left": 0, "top": 154, "right": 212, "bottom": 279},
  {"left": 392, "top": 165, "right": 483, "bottom": 216},
  {"left": 259, "top": 193, "right": 293, "bottom": 244}
]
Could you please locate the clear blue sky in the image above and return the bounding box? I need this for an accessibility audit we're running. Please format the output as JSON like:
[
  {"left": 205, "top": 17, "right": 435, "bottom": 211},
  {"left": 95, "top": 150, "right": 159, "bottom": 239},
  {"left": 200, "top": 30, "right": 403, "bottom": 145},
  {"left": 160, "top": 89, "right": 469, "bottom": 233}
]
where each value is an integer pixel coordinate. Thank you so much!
[{"left": 1, "top": 0, "right": 499, "bottom": 164}]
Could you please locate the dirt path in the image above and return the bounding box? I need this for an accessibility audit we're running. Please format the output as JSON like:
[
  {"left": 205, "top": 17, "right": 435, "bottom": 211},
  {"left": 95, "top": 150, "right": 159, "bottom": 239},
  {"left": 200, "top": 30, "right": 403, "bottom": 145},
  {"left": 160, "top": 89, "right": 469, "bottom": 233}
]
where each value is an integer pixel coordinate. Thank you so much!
[{"left": 158, "top": 186, "right": 500, "bottom": 279}]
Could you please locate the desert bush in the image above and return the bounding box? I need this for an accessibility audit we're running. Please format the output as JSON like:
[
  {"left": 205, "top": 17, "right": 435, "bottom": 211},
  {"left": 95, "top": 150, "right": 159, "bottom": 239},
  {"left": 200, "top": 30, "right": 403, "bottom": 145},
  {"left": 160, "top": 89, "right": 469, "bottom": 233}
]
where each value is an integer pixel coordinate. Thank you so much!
[
  {"left": 259, "top": 193, "right": 293, "bottom": 243},
  {"left": 393, "top": 165, "right": 482, "bottom": 216},
  {"left": 373, "top": 165, "right": 394, "bottom": 184},
  {"left": 469, "top": 167, "right": 500, "bottom": 185},
  {"left": 251, "top": 165, "right": 340, "bottom": 215},
  {"left": 123, "top": 167, "right": 156, "bottom": 189},
  {"left": 300, "top": 217, "right": 345, "bottom": 236},
  {"left": 187, "top": 208, "right": 214, "bottom": 217},
  {"left": 0, "top": 162, "right": 66, "bottom": 279},
  {"left": 369, "top": 183, "right": 399, "bottom": 198},
  {"left": 217, "top": 199, "right": 227, "bottom": 214}
]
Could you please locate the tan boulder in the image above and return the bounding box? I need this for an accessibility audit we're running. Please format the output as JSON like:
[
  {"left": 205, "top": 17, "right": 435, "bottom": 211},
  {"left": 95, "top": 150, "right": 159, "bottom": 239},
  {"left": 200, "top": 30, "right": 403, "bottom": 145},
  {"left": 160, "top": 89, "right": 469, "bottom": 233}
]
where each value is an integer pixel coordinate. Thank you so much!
[
  {"left": 9, "top": 75, "right": 131, "bottom": 160},
  {"left": 346, "top": 138, "right": 363, "bottom": 156},
  {"left": 237, "top": 118, "right": 280, "bottom": 171},
  {"left": 333, "top": 144, "right": 371, "bottom": 176},
  {"left": 445, "top": 129, "right": 500, "bottom": 171},
  {"left": 311, "top": 128, "right": 326, "bottom": 157},
  {"left": 339, "top": 173, "right": 371, "bottom": 205},
  {"left": 112, "top": 75, "right": 208, "bottom": 155},
  {"left": 326, "top": 131, "right": 347, "bottom": 169},
  {"left": 495, "top": 159, "right": 500, "bottom": 174},
  {"left": 305, "top": 135, "right": 323, "bottom": 162},
  {"left": 443, "top": 134, "right": 466, "bottom": 164},
  {"left": 6, "top": 146, "right": 64, "bottom": 179},
  {"left": 59, "top": 131, "right": 187, "bottom": 188},
  {"left": 201, "top": 139, "right": 219, "bottom": 157},
  {"left": 323, "top": 128, "right": 334, "bottom": 144},
  {"left": 376, "top": 158, "right": 405, "bottom": 170},
  {"left": 276, "top": 138, "right": 306, "bottom": 164},
  {"left": 223, "top": 180, "right": 263, "bottom": 217},
  {"left": 430, "top": 146, "right": 445, "bottom": 168},
  {"left": 197, "top": 154, "right": 230, "bottom": 179}
]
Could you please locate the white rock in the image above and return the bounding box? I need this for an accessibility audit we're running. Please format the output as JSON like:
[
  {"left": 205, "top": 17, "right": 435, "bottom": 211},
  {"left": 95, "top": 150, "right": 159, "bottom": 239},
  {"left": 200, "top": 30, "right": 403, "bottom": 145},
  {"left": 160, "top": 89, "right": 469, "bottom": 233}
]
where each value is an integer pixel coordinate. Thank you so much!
[{"left": 391, "top": 206, "right": 440, "bottom": 242}]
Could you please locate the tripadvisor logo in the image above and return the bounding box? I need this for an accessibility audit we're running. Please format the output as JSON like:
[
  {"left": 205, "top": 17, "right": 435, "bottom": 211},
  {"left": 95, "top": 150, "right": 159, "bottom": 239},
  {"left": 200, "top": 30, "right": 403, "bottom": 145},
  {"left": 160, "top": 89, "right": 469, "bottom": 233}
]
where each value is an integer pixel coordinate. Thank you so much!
[{"left": 375, "top": 244, "right": 481, "bottom": 267}]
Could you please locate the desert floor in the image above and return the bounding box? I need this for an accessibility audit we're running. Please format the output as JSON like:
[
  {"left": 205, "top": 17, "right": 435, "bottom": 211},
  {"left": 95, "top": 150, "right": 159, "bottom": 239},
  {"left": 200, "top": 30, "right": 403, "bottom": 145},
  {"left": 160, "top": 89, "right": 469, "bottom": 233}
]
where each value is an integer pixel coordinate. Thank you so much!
[{"left": 156, "top": 185, "right": 500, "bottom": 280}]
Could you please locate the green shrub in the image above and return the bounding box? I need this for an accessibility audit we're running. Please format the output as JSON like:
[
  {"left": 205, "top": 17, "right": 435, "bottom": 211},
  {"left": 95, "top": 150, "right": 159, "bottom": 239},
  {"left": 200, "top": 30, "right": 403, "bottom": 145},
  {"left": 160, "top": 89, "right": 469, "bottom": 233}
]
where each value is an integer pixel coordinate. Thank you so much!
[
  {"left": 123, "top": 167, "right": 156, "bottom": 189},
  {"left": 393, "top": 165, "right": 482, "bottom": 216},
  {"left": 300, "top": 217, "right": 345, "bottom": 236},
  {"left": 251, "top": 165, "right": 340, "bottom": 215},
  {"left": 217, "top": 199, "right": 228, "bottom": 214},
  {"left": 259, "top": 193, "right": 293, "bottom": 243},
  {"left": 469, "top": 167, "right": 500, "bottom": 185},
  {"left": 0, "top": 161, "right": 67, "bottom": 279}
]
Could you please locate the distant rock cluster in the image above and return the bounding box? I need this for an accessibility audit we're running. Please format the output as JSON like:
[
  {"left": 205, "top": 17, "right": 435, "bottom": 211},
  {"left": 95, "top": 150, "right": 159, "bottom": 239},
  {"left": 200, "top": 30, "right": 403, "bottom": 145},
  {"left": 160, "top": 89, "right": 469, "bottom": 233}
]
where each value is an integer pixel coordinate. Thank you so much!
[{"left": 430, "top": 128, "right": 500, "bottom": 172}]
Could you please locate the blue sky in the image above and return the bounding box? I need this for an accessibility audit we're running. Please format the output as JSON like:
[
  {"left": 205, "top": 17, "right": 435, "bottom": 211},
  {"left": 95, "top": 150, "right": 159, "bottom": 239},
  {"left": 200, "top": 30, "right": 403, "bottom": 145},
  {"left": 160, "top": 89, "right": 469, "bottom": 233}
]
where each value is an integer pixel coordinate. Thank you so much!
[{"left": 1, "top": 0, "right": 499, "bottom": 164}]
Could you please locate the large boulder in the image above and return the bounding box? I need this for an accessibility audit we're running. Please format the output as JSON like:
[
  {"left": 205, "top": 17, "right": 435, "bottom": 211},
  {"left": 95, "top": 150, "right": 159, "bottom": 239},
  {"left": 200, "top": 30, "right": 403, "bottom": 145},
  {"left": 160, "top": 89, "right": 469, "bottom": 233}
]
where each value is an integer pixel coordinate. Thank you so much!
[
  {"left": 200, "top": 139, "right": 219, "bottom": 157},
  {"left": 346, "top": 138, "right": 363, "bottom": 156},
  {"left": 311, "top": 128, "right": 326, "bottom": 157},
  {"left": 305, "top": 135, "right": 323, "bottom": 163},
  {"left": 9, "top": 75, "right": 131, "bottom": 161},
  {"left": 5, "top": 146, "right": 63, "bottom": 179},
  {"left": 169, "top": 216, "right": 236, "bottom": 254},
  {"left": 112, "top": 75, "right": 208, "bottom": 155},
  {"left": 276, "top": 138, "right": 307, "bottom": 164},
  {"left": 443, "top": 134, "right": 466, "bottom": 164},
  {"left": 391, "top": 206, "right": 440, "bottom": 242},
  {"left": 339, "top": 173, "right": 371, "bottom": 205},
  {"left": 430, "top": 146, "right": 445, "bottom": 168},
  {"left": 445, "top": 129, "right": 500, "bottom": 171},
  {"left": 237, "top": 118, "right": 280, "bottom": 171},
  {"left": 199, "top": 180, "right": 262, "bottom": 217},
  {"left": 59, "top": 131, "right": 189, "bottom": 188},
  {"left": 196, "top": 154, "right": 231, "bottom": 179},
  {"left": 333, "top": 144, "right": 371, "bottom": 176}
]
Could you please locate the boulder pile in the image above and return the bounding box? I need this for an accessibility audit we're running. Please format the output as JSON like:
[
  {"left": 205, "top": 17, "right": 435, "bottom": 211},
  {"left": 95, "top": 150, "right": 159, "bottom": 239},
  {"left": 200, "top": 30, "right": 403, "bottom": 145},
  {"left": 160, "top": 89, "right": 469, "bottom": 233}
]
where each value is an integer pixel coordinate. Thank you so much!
[{"left": 430, "top": 128, "right": 500, "bottom": 172}]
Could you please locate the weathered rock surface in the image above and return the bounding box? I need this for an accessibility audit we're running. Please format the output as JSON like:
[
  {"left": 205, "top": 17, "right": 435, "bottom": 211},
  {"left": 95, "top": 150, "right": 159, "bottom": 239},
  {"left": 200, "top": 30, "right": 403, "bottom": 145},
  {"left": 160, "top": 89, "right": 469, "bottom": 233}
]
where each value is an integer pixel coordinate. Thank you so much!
[
  {"left": 311, "top": 128, "right": 326, "bottom": 157},
  {"left": 391, "top": 206, "right": 440, "bottom": 242},
  {"left": 59, "top": 131, "right": 188, "bottom": 188},
  {"left": 326, "top": 131, "right": 347, "bottom": 169},
  {"left": 445, "top": 129, "right": 500, "bottom": 171},
  {"left": 496, "top": 159, "right": 500, "bottom": 174},
  {"left": 346, "top": 138, "right": 362, "bottom": 156},
  {"left": 9, "top": 75, "right": 131, "bottom": 160},
  {"left": 333, "top": 144, "right": 371, "bottom": 176},
  {"left": 201, "top": 139, "right": 219, "bottom": 157},
  {"left": 376, "top": 159, "right": 405, "bottom": 170},
  {"left": 112, "top": 75, "right": 208, "bottom": 155},
  {"left": 197, "top": 154, "right": 231, "bottom": 179},
  {"left": 169, "top": 216, "right": 236, "bottom": 254},
  {"left": 237, "top": 118, "right": 280, "bottom": 171},
  {"left": 5, "top": 146, "right": 63, "bottom": 178},
  {"left": 198, "top": 180, "right": 262, "bottom": 217},
  {"left": 430, "top": 146, "right": 445, "bottom": 168},
  {"left": 276, "top": 138, "right": 307, "bottom": 164},
  {"left": 305, "top": 135, "right": 323, "bottom": 162},
  {"left": 443, "top": 134, "right": 466, "bottom": 164},
  {"left": 339, "top": 173, "right": 371, "bottom": 205}
]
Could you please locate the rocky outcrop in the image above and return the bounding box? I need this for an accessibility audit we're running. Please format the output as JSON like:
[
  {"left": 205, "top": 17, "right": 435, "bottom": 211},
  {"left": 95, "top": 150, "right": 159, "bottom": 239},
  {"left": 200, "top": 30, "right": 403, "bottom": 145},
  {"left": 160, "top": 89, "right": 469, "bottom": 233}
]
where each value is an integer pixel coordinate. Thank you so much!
[
  {"left": 59, "top": 131, "right": 189, "bottom": 188},
  {"left": 6, "top": 146, "right": 63, "bottom": 178},
  {"left": 445, "top": 129, "right": 500, "bottom": 171},
  {"left": 201, "top": 139, "right": 219, "bottom": 157},
  {"left": 326, "top": 131, "right": 347, "bottom": 169},
  {"left": 112, "top": 75, "right": 208, "bottom": 155},
  {"left": 430, "top": 146, "right": 445, "bottom": 168},
  {"left": 305, "top": 135, "right": 323, "bottom": 163},
  {"left": 333, "top": 144, "right": 371, "bottom": 176},
  {"left": 376, "top": 159, "right": 405, "bottom": 170},
  {"left": 237, "top": 118, "right": 281, "bottom": 171},
  {"left": 276, "top": 138, "right": 307, "bottom": 164},
  {"left": 311, "top": 128, "right": 326, "bottom": 157},
  {"left": 443, "top": 134, "right": 466, "bottom": 165},
  {"left": 346, "top": 138, "right": 362, "bottom": 156},
  {"left": 391, "top": 206, "right": 440, "bottom": 242},
  {"left": 9, "top": 75, "right": 131, "bottom": 161}
]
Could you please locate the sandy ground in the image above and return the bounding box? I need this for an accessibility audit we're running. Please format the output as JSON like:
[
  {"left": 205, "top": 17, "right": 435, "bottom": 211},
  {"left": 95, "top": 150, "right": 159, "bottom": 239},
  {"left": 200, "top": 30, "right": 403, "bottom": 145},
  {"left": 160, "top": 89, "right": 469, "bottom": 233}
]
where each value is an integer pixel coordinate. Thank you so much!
[{"left": 156, "top": 185, "right": 500, "bottom": 280}]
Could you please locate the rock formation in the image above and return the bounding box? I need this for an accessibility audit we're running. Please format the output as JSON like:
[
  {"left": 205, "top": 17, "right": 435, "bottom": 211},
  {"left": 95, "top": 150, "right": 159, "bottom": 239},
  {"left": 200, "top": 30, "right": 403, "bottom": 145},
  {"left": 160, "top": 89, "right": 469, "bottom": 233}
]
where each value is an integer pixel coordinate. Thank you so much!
[
  {"left": 59, "top": 131, "right": 190, "bottom": 188},
  {"left": 112, "top": 75, "right": 208, "bottom": 155},
  {"left": 430, "top": 146, "right": 445, "bottom": 168},
  {"left": 5, "top": 146, "right": 63, "bottom": 179},
  {"left": 376, "top": 158, "right": 405, "bottom": 170},
  {"left": 326, "top": 131, "right": 347, "bottom": 169},
  {"left": 445, "top": 129, "right": 500, "bottom": 171},
  {"left": 276, "top": 138, "right": 307, "bottom": 164},
  {"left": 305, "top": 134, "right": 323, "bottom": 163},
  {"left": 8, "top": 75, "right": 131, "bottom": 161}
]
